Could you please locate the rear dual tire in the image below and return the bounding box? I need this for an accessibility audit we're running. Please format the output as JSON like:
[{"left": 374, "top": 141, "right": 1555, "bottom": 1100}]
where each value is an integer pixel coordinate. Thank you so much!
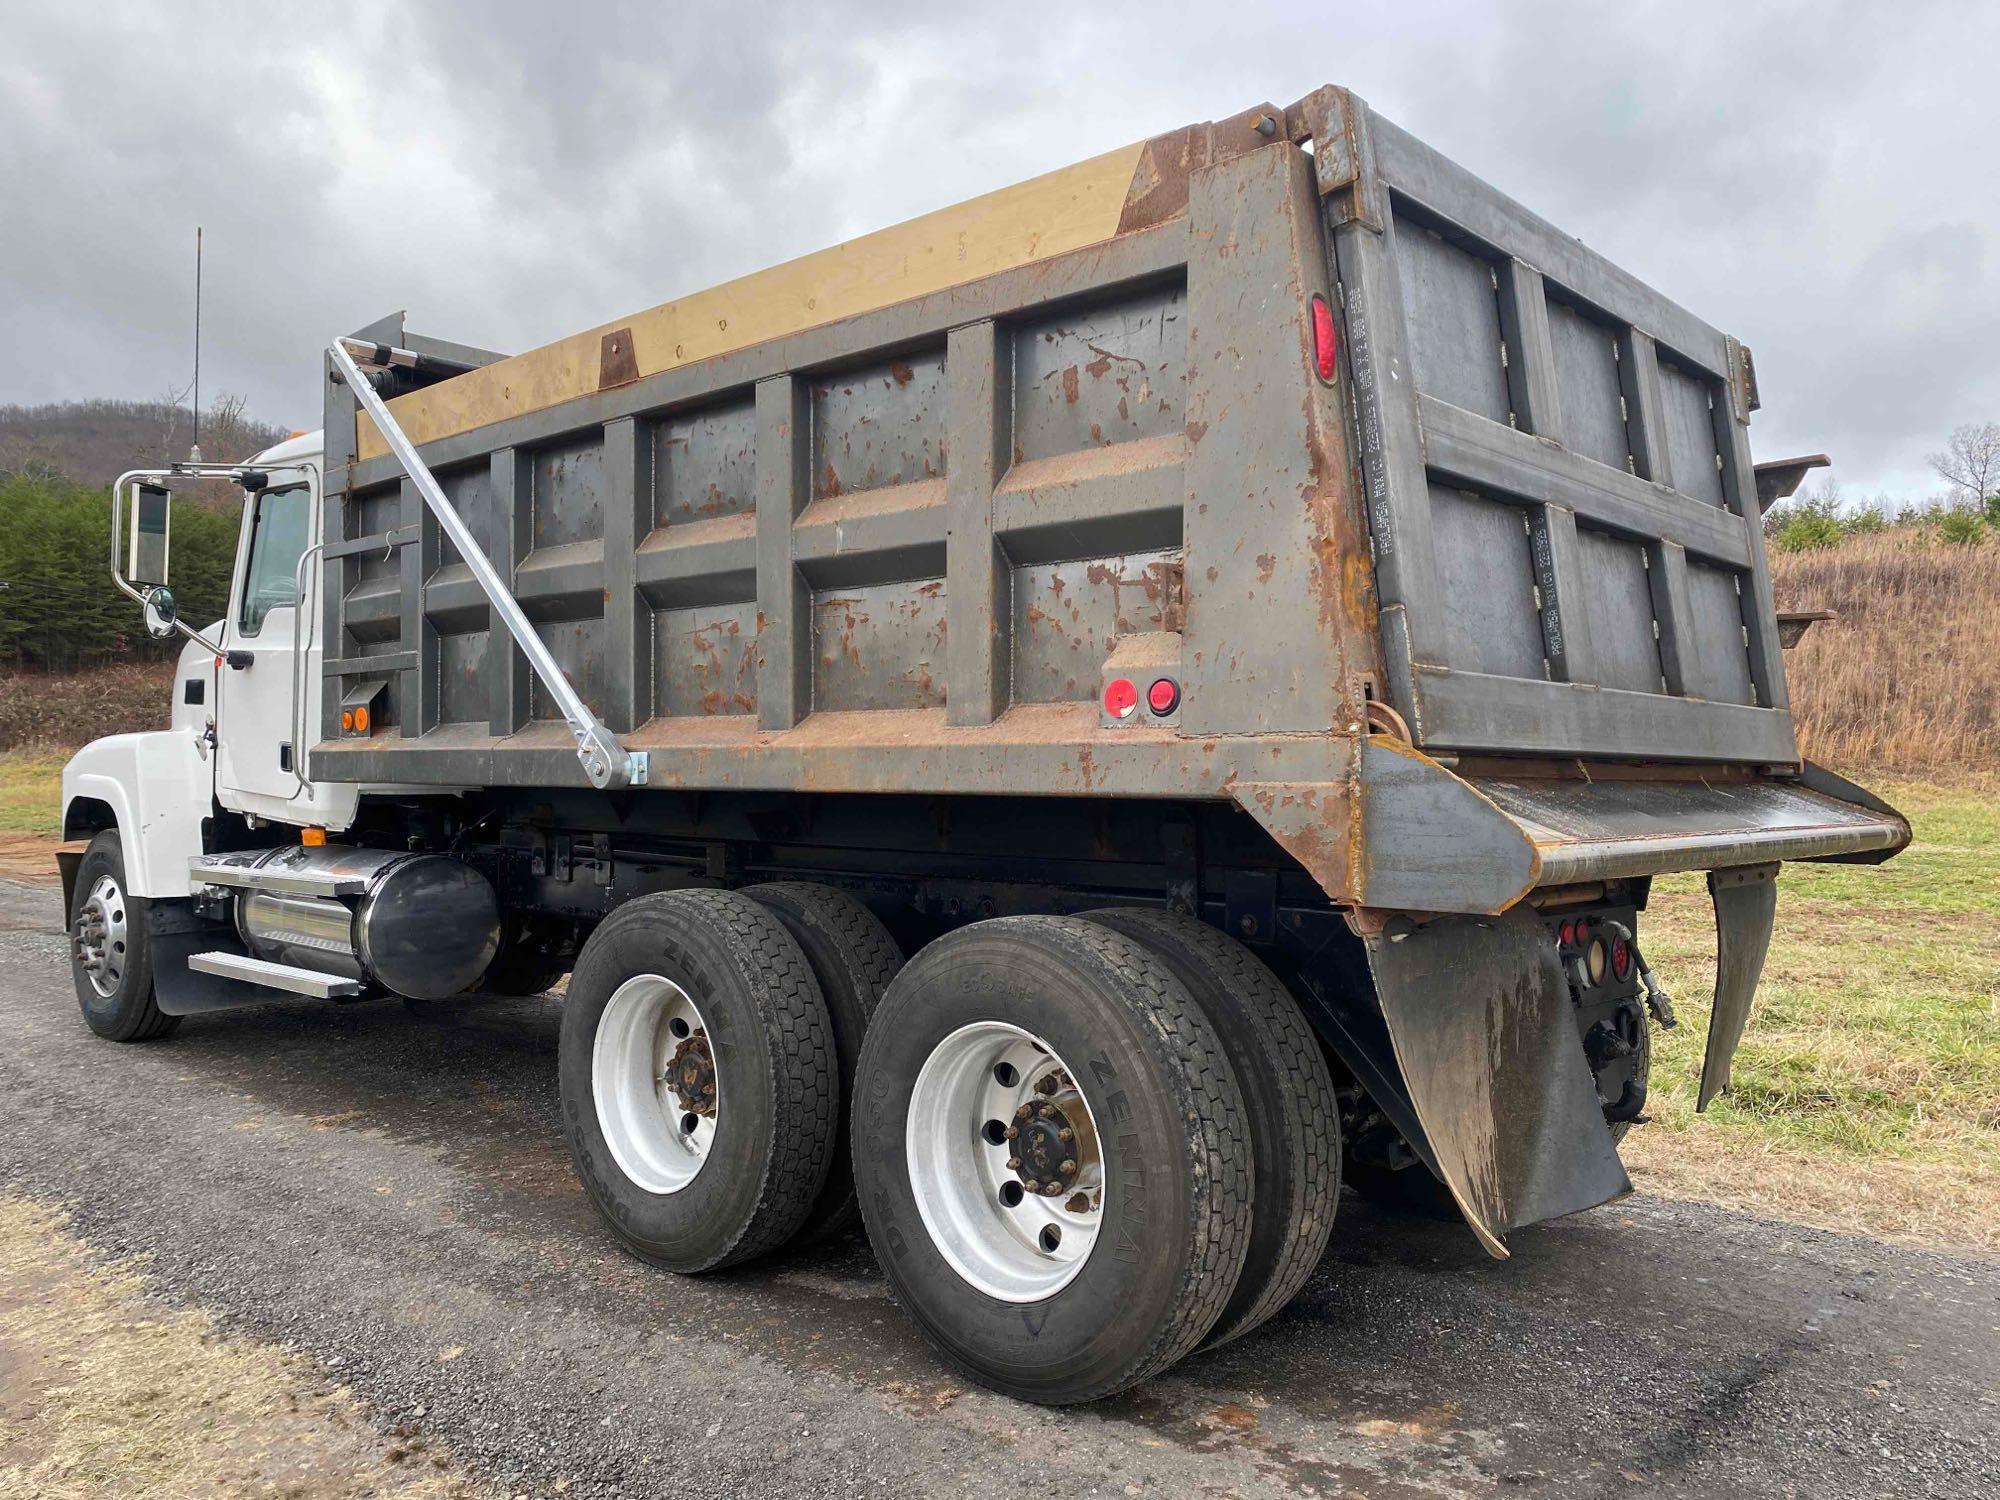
[
  {"left": 562, "top": 895, "right": 1333, "bottom": 1404},
  {"left": 557, "top": 889, "right": 838, "bottom": 1272},
  {"left": 852, "top": 916, "right": 1256, "bottom": 1405},
  {"left": 1076, "top": 908, "right": 1341, "bottom": 1347}
]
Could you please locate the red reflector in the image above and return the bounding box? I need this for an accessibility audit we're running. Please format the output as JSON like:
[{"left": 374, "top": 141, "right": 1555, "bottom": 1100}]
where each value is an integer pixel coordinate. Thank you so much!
[
  {"left": 1103, "top": 677, "right": 1139, "bottom": 720},
  {"left": 1612, "top": 938, "right": 1632, "bottom": 980},
  {"left": 1309, "top": 294, "right": 1338, "bottom": 383},
  {"left": 1558, "top": 919, "right": 1576, "bottom": 946},
  {"left": 1146, "top": 677, "right": 1180, "bottom": 715}
]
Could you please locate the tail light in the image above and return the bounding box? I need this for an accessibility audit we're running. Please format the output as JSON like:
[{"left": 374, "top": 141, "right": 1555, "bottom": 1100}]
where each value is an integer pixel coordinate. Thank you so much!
[
  {"left": 1611, "top": 937, "right": 1632, "bottom": 981},
  {"left": 1309, "top": 294, "right": 1338, "bottom": 384},
  {"left": 1103, "top": 678, "right": 1138, "bottom": 721}
]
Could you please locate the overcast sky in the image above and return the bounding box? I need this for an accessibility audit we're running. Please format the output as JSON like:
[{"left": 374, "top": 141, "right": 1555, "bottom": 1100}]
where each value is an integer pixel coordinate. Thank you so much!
[{"left": 3, "top": 0, "right": 1994, "bottom": 501}]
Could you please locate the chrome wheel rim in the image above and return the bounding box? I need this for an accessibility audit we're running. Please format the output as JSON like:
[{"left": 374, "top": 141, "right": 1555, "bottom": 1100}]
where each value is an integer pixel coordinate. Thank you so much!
[
  {"left": 906, "top": 1021, "right": 1104, "bottom": 1302},
  {"left": 73, "top": 874, "right": 129, "bottom": 1000},
  {"left": 592, "top": 974, "right": 718, "bottom": 1194}
]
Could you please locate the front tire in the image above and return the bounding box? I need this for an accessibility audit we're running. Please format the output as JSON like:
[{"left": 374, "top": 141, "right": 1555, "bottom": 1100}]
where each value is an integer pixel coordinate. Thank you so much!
[
  {"left": 558, "top": 890, "right": 838, "bottom": 1272},
  {"left": 68, "top": 831, "right": 178, "bottom": 1043},
  {"left": 852, "top": 916, "right": 1254, "bottom": 1404}
]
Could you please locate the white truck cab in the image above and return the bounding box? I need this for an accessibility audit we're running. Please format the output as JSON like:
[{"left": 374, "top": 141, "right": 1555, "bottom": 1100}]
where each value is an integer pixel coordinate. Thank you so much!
[{"left": 61, "top": 431, "right": 356, "bottom": 904}]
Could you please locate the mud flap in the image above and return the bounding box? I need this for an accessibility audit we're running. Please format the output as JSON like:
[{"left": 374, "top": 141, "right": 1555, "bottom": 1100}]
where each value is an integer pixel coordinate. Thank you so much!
[
  {"left": 1362, "top": 906, "right": 1630, "bottom": 1258},
  {"left": 1698, "top": 863, "right": 1780, "bottom": 1110}
]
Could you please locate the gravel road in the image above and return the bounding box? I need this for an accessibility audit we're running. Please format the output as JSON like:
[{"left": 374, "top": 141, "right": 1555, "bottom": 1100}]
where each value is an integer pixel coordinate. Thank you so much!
[{"left": 1, "top": 877, "right": 1992, "bottom": 1499}]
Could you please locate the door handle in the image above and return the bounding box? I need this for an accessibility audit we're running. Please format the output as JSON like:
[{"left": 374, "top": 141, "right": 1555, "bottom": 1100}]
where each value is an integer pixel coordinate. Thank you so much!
[{"left": 224, "top": 650, "right": 254, "bottom": 670}]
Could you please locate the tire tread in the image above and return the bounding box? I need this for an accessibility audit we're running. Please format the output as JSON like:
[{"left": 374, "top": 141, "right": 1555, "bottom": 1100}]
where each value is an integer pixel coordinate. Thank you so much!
[
  {"left": 741, "top": 882, "right": 903, "bottom": 1241},
  {"left": 1080, "top": 908, "right": 1340, "bottom": 1346}
]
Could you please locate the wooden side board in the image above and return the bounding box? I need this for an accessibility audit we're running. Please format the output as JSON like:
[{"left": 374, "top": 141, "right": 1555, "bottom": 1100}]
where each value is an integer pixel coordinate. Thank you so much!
[{"left": 356, "top": 106, "right": 1285, "bottom": 461}]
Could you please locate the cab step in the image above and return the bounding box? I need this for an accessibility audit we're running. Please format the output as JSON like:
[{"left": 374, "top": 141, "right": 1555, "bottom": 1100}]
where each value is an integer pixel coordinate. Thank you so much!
[
  {"left": 188, "top": 850, "right": 371, "bottom": 898},
  {"left": 186, "top": 950, "right": 366, "bottom": 999}
]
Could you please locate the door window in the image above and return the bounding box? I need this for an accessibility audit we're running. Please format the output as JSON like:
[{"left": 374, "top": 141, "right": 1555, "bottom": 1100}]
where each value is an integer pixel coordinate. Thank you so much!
[{"left": 237, "top": 486, "right": 311, "bottom": 636}]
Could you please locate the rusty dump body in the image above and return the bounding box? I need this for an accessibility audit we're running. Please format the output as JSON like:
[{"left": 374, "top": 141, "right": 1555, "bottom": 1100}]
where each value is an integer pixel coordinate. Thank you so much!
[{"left": 312, "top": 86, "right": 1906, "bottom": 1249}]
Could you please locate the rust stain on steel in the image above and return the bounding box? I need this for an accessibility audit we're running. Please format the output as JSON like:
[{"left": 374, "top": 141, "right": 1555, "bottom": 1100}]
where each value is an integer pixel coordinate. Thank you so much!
[
  {"left": 1230, "top": 776, "right": 1359, "bottom": 903},
  {"left": 1062, "top": 366, "right": 1080, "bottom": 404},
  {"left": 597, "top": 327, "right": 640, "bottom": 390},
  {"left": 889, "top": 360, "right": 915, "bottom": 386},
  {"left": 1115, "top": 103, "right": 1285, "bottom": 235}
]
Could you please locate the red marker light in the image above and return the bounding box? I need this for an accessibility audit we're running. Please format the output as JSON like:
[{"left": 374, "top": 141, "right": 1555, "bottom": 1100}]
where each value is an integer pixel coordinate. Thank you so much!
[
  {"left": 1103, "top": 677, "right": 1139, "bottom": 720},
  {"left": 1309, "top": 294, "right": 1338, "bottom": 383},
  {"left": 1146, "top": 677, "right": 1180, "bottom": 715},
  {"left": 1558, "top": 919, "right": 1576, "bottom": 946},
  {"left": 1612, "top": 938, "right": 1632, "bottom": 980}
]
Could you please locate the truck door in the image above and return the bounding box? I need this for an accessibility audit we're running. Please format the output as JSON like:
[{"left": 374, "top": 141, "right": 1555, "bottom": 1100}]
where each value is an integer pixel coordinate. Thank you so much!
[{"left": 214, "top": 473, "right": 356, "bottom": 828}]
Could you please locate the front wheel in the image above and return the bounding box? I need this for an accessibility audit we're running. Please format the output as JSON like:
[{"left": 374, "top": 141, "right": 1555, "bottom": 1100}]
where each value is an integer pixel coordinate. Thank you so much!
[
  {"left": 852, "top": 916, "right": 1254, "bottom": 1404},
  {"left": 68, "top": 830, "right": 178, "bottom": 1042}
]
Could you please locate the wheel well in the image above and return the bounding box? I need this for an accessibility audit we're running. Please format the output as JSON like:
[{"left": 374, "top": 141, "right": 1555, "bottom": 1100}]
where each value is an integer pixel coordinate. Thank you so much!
[{"left": 63, "top": 796, "right": 118, "bottom": 843}]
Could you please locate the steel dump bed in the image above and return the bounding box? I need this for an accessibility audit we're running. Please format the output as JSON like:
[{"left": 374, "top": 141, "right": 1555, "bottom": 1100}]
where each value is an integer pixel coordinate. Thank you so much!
[{"left": 314, "top": 85, "right": 1906, "bottom": 914}]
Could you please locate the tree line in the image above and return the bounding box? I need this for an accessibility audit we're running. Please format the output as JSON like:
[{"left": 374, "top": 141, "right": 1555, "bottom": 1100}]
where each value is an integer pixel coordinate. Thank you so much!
[
  {"left": 0, "top": 470, "right": 239, "bottom": 671},
  {"left": 1766, "top": 422, "right": 2000, "bottom": 552}
]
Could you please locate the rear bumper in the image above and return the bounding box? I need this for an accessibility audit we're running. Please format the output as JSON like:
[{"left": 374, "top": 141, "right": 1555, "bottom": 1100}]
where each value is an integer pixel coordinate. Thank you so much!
[
  {"left": 1243, "top": 739, "right": 1912, "bottom": 915},
  {"left": 1472, "top": 765, "right": 1909, "bottom": 890}
]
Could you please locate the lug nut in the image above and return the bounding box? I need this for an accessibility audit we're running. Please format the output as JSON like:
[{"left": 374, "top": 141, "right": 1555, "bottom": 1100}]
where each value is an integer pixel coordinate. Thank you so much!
[
  {"left": 1015, "top": 1104, "right": 1032, "bottom": 1120},
  {"left": 1057, "top": 1127, "right": 1073, "bottom": 1143},
  {"left": 1059, "top": 1159, "right": 1076, "bottom": 1176},
  {"left": 1003, "top": 1124, "right": 1019, "bottom": 1140},
  {"left": 1042, "top": 1182, "right": 1064, "bottom": 1196},
  {"left": 1005, "top": 1157, "right": 1021, "bottom": 1171}
]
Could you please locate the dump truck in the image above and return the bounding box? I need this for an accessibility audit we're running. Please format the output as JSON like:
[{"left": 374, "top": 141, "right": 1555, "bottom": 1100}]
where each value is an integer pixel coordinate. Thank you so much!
[{"left": 61, "top": 86, "right": 1908, "bottom": 1405}]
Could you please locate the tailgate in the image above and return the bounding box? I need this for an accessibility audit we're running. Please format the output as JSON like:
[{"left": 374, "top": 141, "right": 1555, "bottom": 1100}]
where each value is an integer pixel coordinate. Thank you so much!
[{"left": 1313, "top": 90, "right": 1793, "bottom": 765}]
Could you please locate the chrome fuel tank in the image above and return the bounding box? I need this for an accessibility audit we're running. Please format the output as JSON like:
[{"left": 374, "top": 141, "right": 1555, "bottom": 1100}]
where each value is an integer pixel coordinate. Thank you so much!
[{"left": 228, "top": 845, "right": 498, "bottom": 999}]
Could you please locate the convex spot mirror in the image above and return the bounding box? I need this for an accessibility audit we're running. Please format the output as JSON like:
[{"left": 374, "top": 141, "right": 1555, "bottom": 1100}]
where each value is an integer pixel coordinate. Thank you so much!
[{"left": 141, "top": 585, "right": 179, "bottom": 640}]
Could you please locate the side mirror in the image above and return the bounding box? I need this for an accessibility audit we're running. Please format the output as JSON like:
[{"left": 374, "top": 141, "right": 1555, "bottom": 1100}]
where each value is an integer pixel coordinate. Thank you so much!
[
  {"left": 141, "top": 585, "right": 179, "bottom": 640},
  {"left": 129, "top": 482, "right": 171, "bottom": 587}
]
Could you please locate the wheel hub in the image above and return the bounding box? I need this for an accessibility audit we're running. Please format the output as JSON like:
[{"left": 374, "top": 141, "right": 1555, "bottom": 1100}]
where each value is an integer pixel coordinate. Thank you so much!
[
  {"left": 1007, "top": 1098, "right": 1081, "bottom": 1196},
  {"left": 591, "top": 973, "right": 719, "bottom": 1195},
  {"left": 72, "top": 874, "right": 128, "bottom": 999},
  {"left": 905, "top": 1023, "right": 1106, "bottom": 1302},
  {"left": 667, "top": 1031, "right": 717, "bottom": 1117}
]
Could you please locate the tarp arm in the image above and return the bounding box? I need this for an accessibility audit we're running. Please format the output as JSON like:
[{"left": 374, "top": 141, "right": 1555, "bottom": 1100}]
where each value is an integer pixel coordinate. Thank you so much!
[{"left": 329, "top": 338, "right": 648, "bottom": 792}]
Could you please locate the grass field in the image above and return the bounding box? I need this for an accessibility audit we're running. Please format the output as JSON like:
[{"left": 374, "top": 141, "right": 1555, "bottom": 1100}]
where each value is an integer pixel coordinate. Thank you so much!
[
  {"left": 0, "top": 754, "right": 65, "bottom": 838},
  {"left": 1625, "top": 779, "right": 1999, "bottom": 1252}
]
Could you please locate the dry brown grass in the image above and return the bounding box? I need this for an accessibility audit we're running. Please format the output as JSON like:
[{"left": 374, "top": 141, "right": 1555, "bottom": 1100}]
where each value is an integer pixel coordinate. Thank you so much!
[
  {"left": 0, "top": 1196, "right": 491, "bottom": 1499},
  {"left": 0, "top": 662, "right": 176, "bottom": 753},
  {"left": 1771, "top": 531, "right": 1997, "bottom": 774}
]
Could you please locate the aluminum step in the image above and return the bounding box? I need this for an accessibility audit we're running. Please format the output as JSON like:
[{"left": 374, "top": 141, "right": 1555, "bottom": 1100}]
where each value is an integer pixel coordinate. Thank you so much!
[
  {"left": 186, "top": 950, "right": 366, "bottom": 999},
  {"left": 188, "top": 851, "right": 371, "bottom": 898}
]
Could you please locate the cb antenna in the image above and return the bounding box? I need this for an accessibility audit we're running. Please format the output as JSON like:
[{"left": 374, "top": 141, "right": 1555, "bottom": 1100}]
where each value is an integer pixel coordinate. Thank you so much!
[{"left": 189, "top": 226, "right": 203, "bottom": 463}]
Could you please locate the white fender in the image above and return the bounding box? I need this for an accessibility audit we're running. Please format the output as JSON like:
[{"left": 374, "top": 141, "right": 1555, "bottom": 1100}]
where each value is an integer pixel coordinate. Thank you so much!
[{"left": 62, "top": 729, "right": 213, "bottom": 898}]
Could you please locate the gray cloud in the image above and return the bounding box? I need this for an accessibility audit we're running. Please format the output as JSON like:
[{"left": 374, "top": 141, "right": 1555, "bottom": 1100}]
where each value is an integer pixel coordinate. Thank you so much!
[{"left": 2, "top": 0, "right": 1993, "bottom": 500}]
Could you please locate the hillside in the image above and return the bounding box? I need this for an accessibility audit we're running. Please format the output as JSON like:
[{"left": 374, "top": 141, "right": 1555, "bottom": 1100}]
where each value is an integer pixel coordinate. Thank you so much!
[
  {"left": 0, "top": 398, "right": 290, "bottom": 490},
  {"left": 1770, "top": 530, "right": 1993, "bottom": 773}
]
